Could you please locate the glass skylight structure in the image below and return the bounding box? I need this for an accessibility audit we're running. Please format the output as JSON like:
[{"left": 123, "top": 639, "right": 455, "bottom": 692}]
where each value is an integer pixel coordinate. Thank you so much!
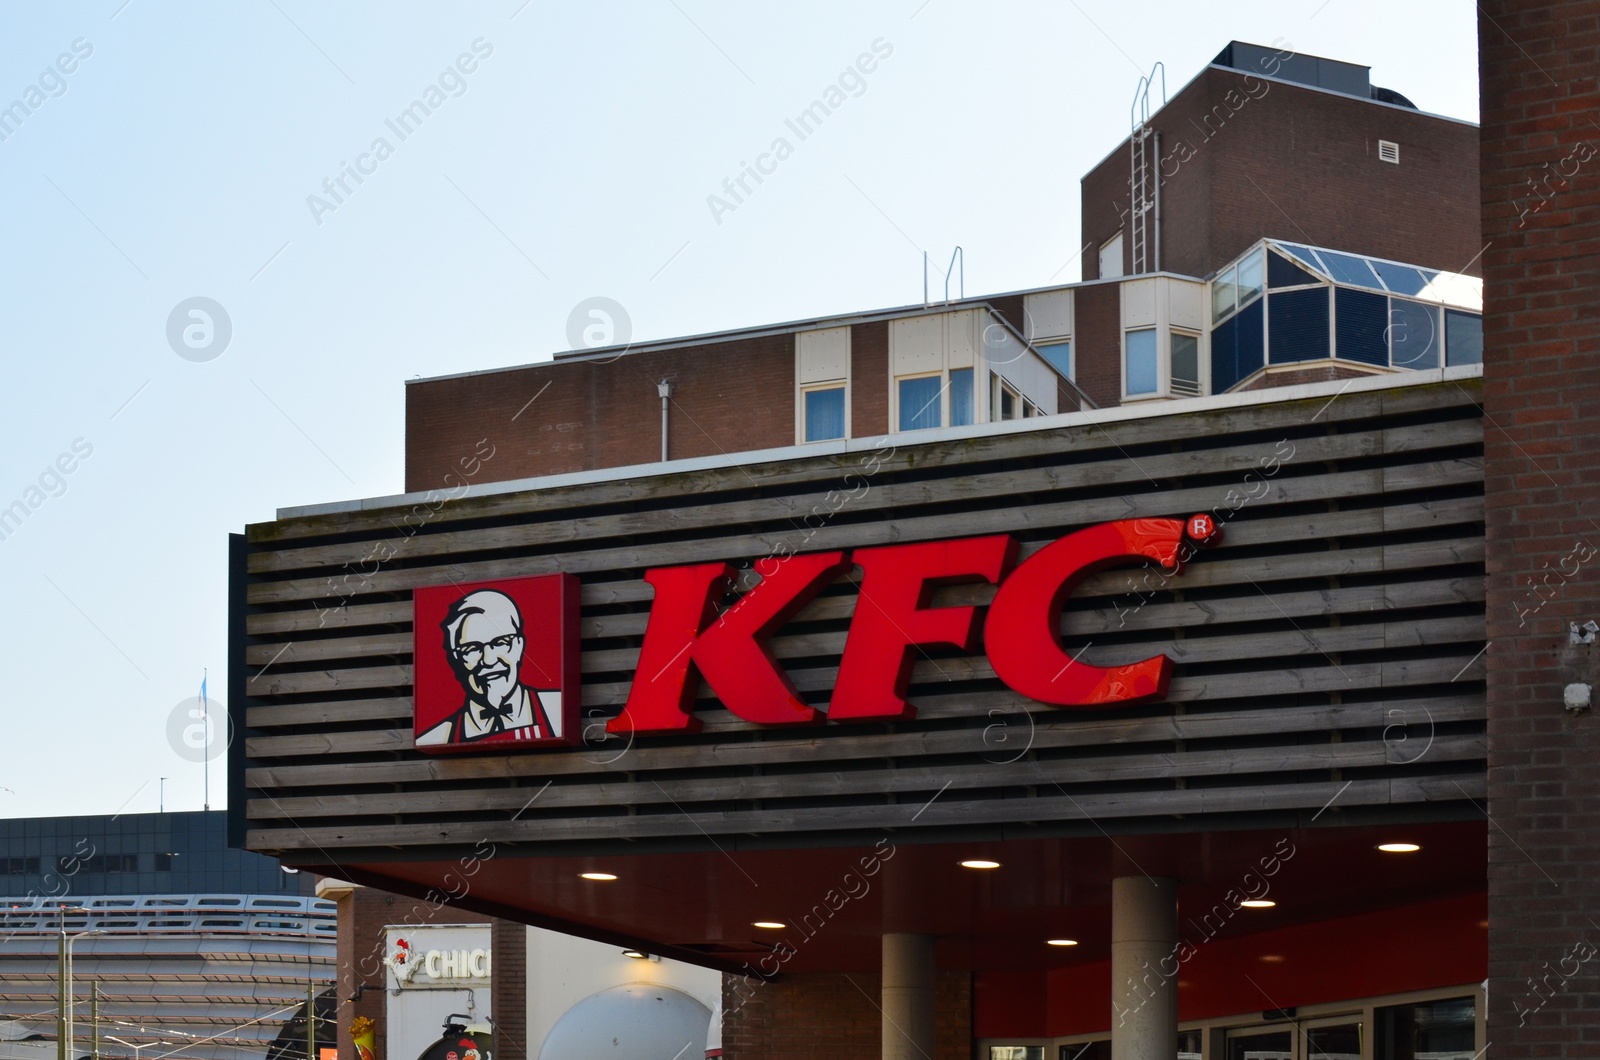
[{"left": 1210, "top": 239, "right": 1484, "bottom": 393}]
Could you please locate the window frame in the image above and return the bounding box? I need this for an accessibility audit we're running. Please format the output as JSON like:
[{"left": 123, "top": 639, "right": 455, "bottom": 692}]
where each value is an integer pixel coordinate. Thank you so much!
[
  {"left": 1123, "top": 326, "right": 1161, "bottom": 399},
  {"left": 894, "top": 371, "right": 948, "bottom": 433},
  {"left": 799, "top": 382, "right": 848, "bottom": 443}
]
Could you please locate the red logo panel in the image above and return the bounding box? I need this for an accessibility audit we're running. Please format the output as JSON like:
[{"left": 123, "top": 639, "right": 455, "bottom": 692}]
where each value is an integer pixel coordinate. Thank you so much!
[{"left": 413, "top": 573, "right": 579, "bottom": 754}]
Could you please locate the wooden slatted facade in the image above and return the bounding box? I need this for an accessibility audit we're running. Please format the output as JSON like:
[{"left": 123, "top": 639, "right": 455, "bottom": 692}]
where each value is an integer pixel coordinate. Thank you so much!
[{"left": 231, "top": 375, "right": 1486, "bottom": 863}]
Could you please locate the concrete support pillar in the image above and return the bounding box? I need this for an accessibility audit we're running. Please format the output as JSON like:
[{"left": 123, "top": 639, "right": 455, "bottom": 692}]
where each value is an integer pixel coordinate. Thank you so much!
[
  {"left": 1111, "top": 876, "right": 1178, "bottom": 1060},
  {"left": 882, "top": 932, "right": 936, "bottom": 1060}
]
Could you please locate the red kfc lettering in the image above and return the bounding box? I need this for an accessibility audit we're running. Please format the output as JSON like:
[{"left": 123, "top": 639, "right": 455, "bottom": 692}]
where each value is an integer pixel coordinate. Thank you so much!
[
  {"left": 608, "top": 551, "right": 850, "bottom": 734},
  {"left": 830, "top": 534, "right": 1017, "bottom": 720},
  {"left": 985, "top": 518, "right": 1187, "bottom": 705}
]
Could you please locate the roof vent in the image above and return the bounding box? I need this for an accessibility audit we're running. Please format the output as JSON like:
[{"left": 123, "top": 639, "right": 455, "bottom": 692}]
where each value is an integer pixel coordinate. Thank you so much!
[{"left": 1377, "top": 140, "right": 1400, "bottom": 164}]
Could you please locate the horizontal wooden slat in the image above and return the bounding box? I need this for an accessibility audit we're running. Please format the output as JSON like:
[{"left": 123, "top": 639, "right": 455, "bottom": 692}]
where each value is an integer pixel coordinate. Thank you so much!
[
  {"left": 245, "top": 701, "right": 1486, "bottom": 813},
  {"left": 244, "top": 490, "right": 1485, "bottom": 639},
  {"left": 244, "top": 682, "right": 1486, "bottom": 787},
  {"left": 244, "top": 457, "right": 1483, "bottom": 607},
  {"left": 246, "top": 419, "right": 1483, "bottom": 576},
  {"left": 244, "top": 563, "right": 1485, "bottom": 669},
  {"left": 243, "top": 772, "right": 1488, "bottom": 848},
  {"left": 241, "top": 612, "right": 1480, "bottom": 699}
]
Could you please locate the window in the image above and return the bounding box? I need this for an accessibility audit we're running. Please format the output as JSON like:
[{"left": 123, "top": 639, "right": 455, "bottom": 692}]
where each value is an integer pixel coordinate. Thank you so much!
[
  {"left": 1445, "top": 309, "right": 1483, "bottom": 366},
  {"left": 1125, "top": 328, "right": 1159, "bottom": 395},
  {"left": 1226, "top": 1027, "right": 1292, "bottom": 1060},
  {"left": 1170, "top": 331, "right": 1200, "bottom": 396},
  {"left": 1, "top": 857, "right": 39, "bottom": 875},
  {"left": 1268, "top": 287, "right": 1330, "bottom": 363},
  {"left": 1305, "top": 1021, "right": 1361, "bottom": 1060},
  {"left": 803, "top": 386, "right": 846, "bottom": 442},
  {"left": 950, "top": 368, "right": 974, "bottom": 426},
  {"left": 1389, "top": 300, "right": 1440, "bottom": 369},
  {"left": 1213, "top": 266, "right": 1239, "bottom": 323},
  {"left": 1059, "top": 1043, "right": 1109, "bottom": 1060},
  {"left": 897, "top": 375, "right": 943, "bottom": 431},
  {"left": 1237, "top": 248, "right": 1265, "bottom": 306},
  {"left": 1375, "top": 996, "right": 1474, "bottom": 1059},
  {"left": 994, "top": 376, "right": 1021, "bottom": 421},
  {"left": 1212, "top": 298, "right": 1265, "bottom": 392},
  {"left": 60, "top": 853, "right": 138, "bottom": 874},
  {"left": 1036, "top": 340, "right": 1072, "bottom": 378}
]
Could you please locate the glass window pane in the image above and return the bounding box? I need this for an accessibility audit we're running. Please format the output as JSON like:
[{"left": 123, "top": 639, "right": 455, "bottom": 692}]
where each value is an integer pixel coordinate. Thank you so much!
[
  {"left": 1306, "top": 1022, "right": 1361, "bottom": 1060},
  {"left": 1126, "top": 329, "right": 1158, "bottom": 394},
  {"left": 1059, "top": 1044, "right": 1110, "bottom": 1060},
  {"left": 1227, "top": 1029, "right": 1292, "bottom": 1060},
  {"left": 1269, "top": 249, "right": 1321, "bottom": 288},
  {"left": 803, "top": 387, "right": 845, "bottom": 441},
  {"left": 1375, "top": 996, "right": 1475, "bottom": 1060},
  {"left": 1211, "top": 298, "right": 1265, "bottom": 393},
  {"left": 1213, "top": 266, "right": 1239, "bottom": 323},
  {"left": 897, "top": 375, "right": 942, "bottom": 431},
  {"left": 1446, "top": 310, "right": 1483, "bottom": 365},
  {"left": 1371, "top": 259, "right": 1429, "bottom": 296},
  {"left": 1389, "top": 299, "right": 1441, "bottom": 369},
  {"left": 1317, "top": 249, "right": 1383, "bottom": 289},
  {"left": 1278, "top": 243, "right": 1326, "bottom": 274},
  {"left": 1335, "top": 287, "right": 1390, "bottom": 366},
  {"left": 1170, "top": 332, "right": 1200, "bottom": 395},
  {"left": 950, "top": 368, "right": 974, "bottom": 426},
  {"left": 1000, "top": 385, "right": 1018, "bottom": 420},
  {"left": 1238, "top": 248, "right": 1265, "bottom": 305},
  {"left": 1268, "top": 287, "right": 1330, "bottom": 363},
  {"left": 1037, "top": 340, "right": 1072, "bottom": 377}
]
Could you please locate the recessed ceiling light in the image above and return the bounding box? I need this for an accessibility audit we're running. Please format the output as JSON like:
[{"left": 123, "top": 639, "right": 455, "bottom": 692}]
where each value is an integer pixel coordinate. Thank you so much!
[
  {"left": 752, "top": 921, "right": 786, "bottom": 930},
  {"left": 621, "top": 949, "right": 647, "bottom": 959},
  {"left": 1377, "top": 842, "right": 1421, "bottom": 853},
  {"left": 580, "top": 872, "right": 618, "bottom": 881},
  {"left": 1260, "top": 954, "right": 1285, "bottom": 963},
  {"left": 1046, "top": 938, "right": 1078, "bottom": 947},
  {"left": 960, "top": 859, "right": 1001, "bottom": 870},
  {"left": 1239, "top": 899, "right": 1276, "bottom": 909}
]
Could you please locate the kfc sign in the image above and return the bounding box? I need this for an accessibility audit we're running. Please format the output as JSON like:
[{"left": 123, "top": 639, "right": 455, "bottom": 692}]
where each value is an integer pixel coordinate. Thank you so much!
[
  {"left": 413, "top": 573, "right": 580, "bottom": 753},
  {"left": 413, "top": 517, "right": 1217, "bottom": 754}
]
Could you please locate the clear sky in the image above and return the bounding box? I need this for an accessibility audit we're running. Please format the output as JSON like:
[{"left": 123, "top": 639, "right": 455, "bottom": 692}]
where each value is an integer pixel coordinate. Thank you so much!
[{"left": 0, "top": 1, "right": 1479, "bottom": 820}]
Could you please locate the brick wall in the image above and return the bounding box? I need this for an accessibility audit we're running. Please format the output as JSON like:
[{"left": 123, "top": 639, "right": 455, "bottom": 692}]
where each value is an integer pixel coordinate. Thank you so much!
[
  {"left": 490, "top": 919, "right": 529, "bottom": 1060},
  {"left": 1480, "top": 2, "right": 1600, "bottom": 1056},
  {"left": 406, "top": 335, "right": 796, "bottom": 491},
  {"left": 721, "top": 970, "right": 970, "bottom": 1059},
  {"left": 851, "top": 321, "right": 889, "bottom": 439},
  {"left": 1073, "top": 282, "right": 1123, "bottom": 408},
  {"left": 1082, "top": 65, "right": 1480, "bottom": 281}
]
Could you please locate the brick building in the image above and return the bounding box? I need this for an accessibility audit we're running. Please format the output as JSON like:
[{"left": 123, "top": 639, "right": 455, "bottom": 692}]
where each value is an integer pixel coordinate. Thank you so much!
[{"left": 224, "top": 22, "right": 1600, "bottom": 1057}]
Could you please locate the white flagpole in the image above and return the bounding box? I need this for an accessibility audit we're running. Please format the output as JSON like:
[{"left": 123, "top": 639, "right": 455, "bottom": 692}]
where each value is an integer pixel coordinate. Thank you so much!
[{"left": 202, "top": 668, "right": 209, "bottom": 812}]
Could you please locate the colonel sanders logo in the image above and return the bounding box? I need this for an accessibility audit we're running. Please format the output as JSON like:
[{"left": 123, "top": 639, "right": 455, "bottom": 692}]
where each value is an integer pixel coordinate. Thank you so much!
[{"left": 413, "top": 574, "right": 580, "bottom": 753}]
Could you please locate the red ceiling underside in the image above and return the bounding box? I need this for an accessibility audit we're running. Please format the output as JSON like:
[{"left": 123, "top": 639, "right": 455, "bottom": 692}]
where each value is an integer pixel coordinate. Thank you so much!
[{"left": 308, "top": 820, "right": 1484, "bottom": 988}]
